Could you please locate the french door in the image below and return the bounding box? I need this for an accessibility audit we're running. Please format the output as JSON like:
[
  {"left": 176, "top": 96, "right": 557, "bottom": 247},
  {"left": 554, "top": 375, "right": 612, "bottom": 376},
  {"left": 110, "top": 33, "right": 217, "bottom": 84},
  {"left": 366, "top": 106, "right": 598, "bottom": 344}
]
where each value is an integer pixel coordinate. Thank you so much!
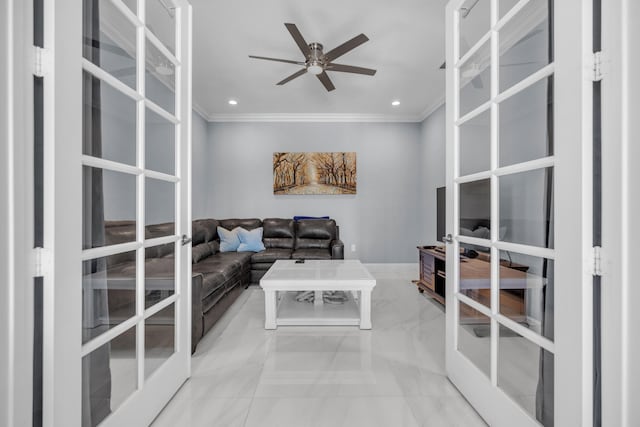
[
  {"left": 41, "top": 0, "right": 193, "bottom": 425},
  {"left": 445, "top": 0, "right": 593, "bottom": 425}
]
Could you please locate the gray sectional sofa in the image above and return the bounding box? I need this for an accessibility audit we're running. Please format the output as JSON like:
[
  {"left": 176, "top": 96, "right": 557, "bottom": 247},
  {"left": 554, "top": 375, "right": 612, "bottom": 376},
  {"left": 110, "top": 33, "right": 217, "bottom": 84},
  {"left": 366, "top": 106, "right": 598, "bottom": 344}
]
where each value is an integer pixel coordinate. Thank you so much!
[{"left": 101, "top": 217, "right": 344, "bottom": 353}]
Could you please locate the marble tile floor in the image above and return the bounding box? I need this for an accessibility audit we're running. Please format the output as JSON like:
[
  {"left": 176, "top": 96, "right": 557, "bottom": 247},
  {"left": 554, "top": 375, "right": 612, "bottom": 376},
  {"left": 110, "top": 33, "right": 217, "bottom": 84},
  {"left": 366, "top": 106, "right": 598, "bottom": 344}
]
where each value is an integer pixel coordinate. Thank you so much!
[{"left": 152, "top": 264, "right": 487, "bottom": 427}]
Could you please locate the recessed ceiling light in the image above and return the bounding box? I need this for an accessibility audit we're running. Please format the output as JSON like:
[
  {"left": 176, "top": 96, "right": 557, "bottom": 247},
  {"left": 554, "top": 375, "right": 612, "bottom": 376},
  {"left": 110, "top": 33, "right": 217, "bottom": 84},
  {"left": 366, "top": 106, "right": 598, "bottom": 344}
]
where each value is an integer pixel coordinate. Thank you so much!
[
  {"left": 228, "top": 99, "right": 238, "bottom": 106},
  {"left": 391, "top": 100, "right": 401, "bottom": 106}
]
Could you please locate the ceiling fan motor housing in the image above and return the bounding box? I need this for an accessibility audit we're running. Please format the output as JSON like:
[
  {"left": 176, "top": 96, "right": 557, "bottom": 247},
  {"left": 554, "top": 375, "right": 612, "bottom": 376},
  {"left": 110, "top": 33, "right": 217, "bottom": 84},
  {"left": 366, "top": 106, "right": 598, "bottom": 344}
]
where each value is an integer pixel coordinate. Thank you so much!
[{"left": 306, "top": 42, "right": 325, "bottom": 74}]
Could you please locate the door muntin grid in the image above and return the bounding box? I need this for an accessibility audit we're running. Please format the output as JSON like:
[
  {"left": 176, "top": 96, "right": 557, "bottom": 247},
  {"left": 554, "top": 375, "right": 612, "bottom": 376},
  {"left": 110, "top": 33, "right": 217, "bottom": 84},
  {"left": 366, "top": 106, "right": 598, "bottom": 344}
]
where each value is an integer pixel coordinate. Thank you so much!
[
  {"left": 452, "top": 0, "right": 555, "bottom": 422},
  {"left": 80, "top": 0, "right": 183, "bottom": 423}
]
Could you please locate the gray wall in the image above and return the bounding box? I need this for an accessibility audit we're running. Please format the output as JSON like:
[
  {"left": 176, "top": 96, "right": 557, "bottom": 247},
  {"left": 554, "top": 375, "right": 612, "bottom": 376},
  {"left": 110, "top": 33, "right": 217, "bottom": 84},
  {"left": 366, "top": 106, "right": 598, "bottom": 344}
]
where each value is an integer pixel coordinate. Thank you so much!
[
  {"left": 192, "top": 111, "right": 209, "bottom": 219},
  {"left": 205, "top": 122, "right": 423, "bottom": 263},
  {"left": 419, "top": 104, "right": 446, "bottom": 244}
]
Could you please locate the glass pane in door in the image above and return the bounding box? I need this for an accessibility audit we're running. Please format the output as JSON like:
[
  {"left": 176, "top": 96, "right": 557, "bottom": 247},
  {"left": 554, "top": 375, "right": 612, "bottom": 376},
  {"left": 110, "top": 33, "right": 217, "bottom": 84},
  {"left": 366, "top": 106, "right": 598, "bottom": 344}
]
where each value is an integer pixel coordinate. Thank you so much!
[
  {"left": 498, "top": 336, "right": 554, "bottom": 422},
  {"left": 458, "top": 301, "right": 491, "bottom": 378},
  {"left": 499, "top": 167, "right": 554, "bottom": 248},
  {"left": 82, "top": 72, "right": 137, "bottom": 166},
  {"left": 460, "top": 109, "right": 491, "bottom": 176},
  {"left": 145, "top": 243, "right": 175, "bottom": 308},
  {"left": 82, "top": 167, "right": 137, "bottom": 250},
  {"left": 82, "top": 0, "right": 137, "bottom": 89},
  {"left": 146, "top": 0, "right": 176, "bottom": 53},
  {"left": 459, "top": 0, "right": 491, "bottom": 58},
  {"left": 499, "top": 251, "right": 554, "bottom": 340},
  {"left": 145, "top": 108, "right": 175, "bottom": 175},
  {"left": 145, "top": 304, "right": 175, "bottom": 378},
  {"left": 82, "top": 252, "right": 137, "bottom": 343},
  {"left": 145, "top": 38, "right": 175, "bottom": 114},
  {"left": 81, "top": 326, "right": 137, "bottom": 426},
  {"left": 459, "top": 40, "right": 491, "bottom": 116},
  {"left": 499, "top": 0, "right": 551, "bottom": 91},
  {"left": 499, "top": 76, "right": 553, "bottom": 167}
]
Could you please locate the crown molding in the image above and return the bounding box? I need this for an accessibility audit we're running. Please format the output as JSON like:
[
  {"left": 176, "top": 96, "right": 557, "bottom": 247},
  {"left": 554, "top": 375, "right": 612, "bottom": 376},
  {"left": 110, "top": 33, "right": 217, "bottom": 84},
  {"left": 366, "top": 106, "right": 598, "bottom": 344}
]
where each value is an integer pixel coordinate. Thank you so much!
[
  {"left": 204, "top": 112, "right": 428, "bottom": 123},
  {"left": 418, "top": 95, "right": 446, "bottom": 122},
  {"left": 192, "top": 101, "right": 210, "bottom": 121}
]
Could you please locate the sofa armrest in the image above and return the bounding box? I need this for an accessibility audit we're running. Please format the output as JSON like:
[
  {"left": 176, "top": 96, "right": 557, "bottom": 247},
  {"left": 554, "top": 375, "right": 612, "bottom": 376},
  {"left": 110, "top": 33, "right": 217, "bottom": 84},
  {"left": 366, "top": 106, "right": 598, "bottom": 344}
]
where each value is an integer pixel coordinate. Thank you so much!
[
  {"left": 331, "top": 239, "right": 344, "bottom": 260},
  {"left": 191, "top": 272, "right": 204, "bottom": 354}
]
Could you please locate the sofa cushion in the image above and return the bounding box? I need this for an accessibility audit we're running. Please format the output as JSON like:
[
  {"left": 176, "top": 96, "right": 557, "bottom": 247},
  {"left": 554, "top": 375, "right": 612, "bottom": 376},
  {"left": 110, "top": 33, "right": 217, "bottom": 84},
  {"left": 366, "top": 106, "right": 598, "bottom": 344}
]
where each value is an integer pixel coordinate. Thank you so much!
[
  {"left": 294, "top": 219, "right": 336, "bottom": 250},
  {"left": 193, "top": 256, "right": 239, "bottom": 280},
  {"left": 238, "top": 227, "right": 266, "bottom": 252},
  {"left": 292, "top": 248, "right": 332, "bottom": 260},
  {"left": 217, "top": 226, "right": 241, "bottom": 252},
  {"left": 208, "top": 240, "right": 220, "bottom": 254},
  {"left": 262, "top": 218, "right": 294, "bottom": 249},
  {"left": 145, "top": 222, "right": 175, "bottom": 239},
  {"left": 219, "top": 218, "right": 262, "bottom": 231},
  {"left": 200, "top": 273, "right": 227, "bottom": 312},
  {"left": 192, "top": 219, "right": 219, "bottom": 245},
  {"left": 192, "top": 242, "right": 213, "bottom": 264},
  {"left": 251, "top": 248, "right": 292, "bottom": 264}
]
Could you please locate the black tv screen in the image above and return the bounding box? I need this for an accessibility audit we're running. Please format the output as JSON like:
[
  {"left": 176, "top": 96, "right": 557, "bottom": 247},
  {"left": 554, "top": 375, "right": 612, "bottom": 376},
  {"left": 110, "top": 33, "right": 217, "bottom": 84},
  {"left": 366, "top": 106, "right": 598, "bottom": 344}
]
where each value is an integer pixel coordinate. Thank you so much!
[{"left": 436, "top": 186, "right": 446, "bottom": 243}]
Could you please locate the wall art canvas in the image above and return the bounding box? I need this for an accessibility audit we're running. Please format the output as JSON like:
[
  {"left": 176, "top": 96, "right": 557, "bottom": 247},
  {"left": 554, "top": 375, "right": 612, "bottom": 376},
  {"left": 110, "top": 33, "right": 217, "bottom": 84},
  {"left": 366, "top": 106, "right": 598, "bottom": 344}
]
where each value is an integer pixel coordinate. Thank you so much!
[{"left": 273, "top": 152, "right": 357, "bottom": 195}]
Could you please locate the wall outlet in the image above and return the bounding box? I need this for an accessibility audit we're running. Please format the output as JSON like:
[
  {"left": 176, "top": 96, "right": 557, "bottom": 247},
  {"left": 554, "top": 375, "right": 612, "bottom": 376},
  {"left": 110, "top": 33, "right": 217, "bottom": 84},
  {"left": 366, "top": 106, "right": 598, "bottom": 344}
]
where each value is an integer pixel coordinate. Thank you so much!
[{"left": 351, "top": 244, "right": 357, "bottom": 252}]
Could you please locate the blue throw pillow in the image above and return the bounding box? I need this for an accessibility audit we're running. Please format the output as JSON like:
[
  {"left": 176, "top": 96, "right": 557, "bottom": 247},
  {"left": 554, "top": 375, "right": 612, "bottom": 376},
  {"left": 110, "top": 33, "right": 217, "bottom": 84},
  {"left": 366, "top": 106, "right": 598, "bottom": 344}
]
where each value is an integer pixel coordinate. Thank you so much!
[
  {"left": 237, "top": 227, "right": 266, "bottom": 252},
  {"left": 217, "top": 226, "right": 241, "bottom": 252}
]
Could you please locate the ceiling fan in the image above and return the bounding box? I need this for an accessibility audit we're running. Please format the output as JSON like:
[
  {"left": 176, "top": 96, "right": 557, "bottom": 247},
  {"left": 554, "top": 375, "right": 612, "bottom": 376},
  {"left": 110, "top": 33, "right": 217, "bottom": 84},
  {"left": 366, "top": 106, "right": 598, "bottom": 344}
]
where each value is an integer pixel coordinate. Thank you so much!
[{"left": 249, "top": 23, "right": 376, "bottom": 92}]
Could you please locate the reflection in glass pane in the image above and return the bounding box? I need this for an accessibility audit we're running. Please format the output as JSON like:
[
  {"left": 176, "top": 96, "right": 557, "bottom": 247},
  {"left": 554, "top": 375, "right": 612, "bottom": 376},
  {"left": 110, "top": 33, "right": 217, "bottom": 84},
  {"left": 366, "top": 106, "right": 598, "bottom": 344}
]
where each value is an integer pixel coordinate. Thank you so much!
[
  {"left": 122, "top": 0, "right": 136, "bottom": 14},
  {"left": 498, "top": 336, "right": 554, "bottom": 423},
  {"left": 459, "top": 0, "right": 491, "bottom": 58},
  {"left": 500, "top": 252, "right": 554, "bottom": 341},
  {"left": 146, "top": 39, "right": 175, "bottom": 115},
  {"left": 146, "top": 0, "right": 176, "bottom": 53},
  {"left": 500, "top": 77, "right": 553, "bottom": 167},
  {"left": 145, "top": 304, "right": 175, "bottom": 379},
  {"left": 82, "top": 72, "right": 137, "bottom": 165},
  {"left": 82, "top": 0, "right": 137, "bottom": 89},
  {"left": 83, "top": 167, "right": 136, "bottom": 250},
  {"left": 145, "top": 178, "right": 175, "bottom": 231},
  {"left": 459, "top": 245, "right": 491, "bottom": 309},
  {"left": 457, "top": 300, "right": 490, "bottom": 377},
  {"left": 145, "top": 243, "right": 175, "bottom": 308},
  {"left": 460, "top": 109, "right": 491, "bottom": 176},
  {"left": 499, "top": 0, "right": 551, "bottom": 91},
  {"left": 82, "top": 252, "right": 137, "bottom": 344},
  {"left": 81, "top": 326, "right": 137, "bottom": 427},
  {"left": 459, "top": 179, "right": 491, "bottom": 233},
  {"left": 459, "top": 40, "right": 491, "bottom": 117},
  {"left": 499, "top": 168, "right": 554, "bottom": 248},
  {"left": 145, "top": 108, "right": 175, "bottom": 175},
  {"left": 499, "top": 0, "right": 520, "bottom": 19}
]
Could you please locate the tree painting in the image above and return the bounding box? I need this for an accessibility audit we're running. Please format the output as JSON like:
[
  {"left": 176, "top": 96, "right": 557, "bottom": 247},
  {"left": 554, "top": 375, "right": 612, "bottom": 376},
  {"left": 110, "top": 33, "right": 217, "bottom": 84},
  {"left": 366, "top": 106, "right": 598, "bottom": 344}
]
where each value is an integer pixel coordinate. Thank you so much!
[{"left": 273, "top": 152, "right": 357, "bottom": 195}]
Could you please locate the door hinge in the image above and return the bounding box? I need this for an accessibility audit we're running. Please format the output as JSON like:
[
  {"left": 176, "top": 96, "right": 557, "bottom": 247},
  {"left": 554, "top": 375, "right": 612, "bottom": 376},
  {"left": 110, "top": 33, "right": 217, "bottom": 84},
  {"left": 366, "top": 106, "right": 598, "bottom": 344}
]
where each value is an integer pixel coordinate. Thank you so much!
[
  {"left": 32, "top": 46, "right": 51, "bottom": 77},
  {"left": 593, "top": 246, "right": 603, "bottom": 276},
  {"left": 592, "top": 51, "right": 605, "bottom": 82},
  {"left": 33, "top": 247, "right": 52, "bottom": 278}
]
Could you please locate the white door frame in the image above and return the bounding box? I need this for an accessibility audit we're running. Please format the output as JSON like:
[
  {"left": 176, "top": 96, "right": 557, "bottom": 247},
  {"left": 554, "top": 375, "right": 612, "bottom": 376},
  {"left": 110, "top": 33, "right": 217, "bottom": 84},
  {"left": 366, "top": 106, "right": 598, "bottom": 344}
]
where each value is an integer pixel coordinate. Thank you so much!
[
  {"left": 1, "top": 0, "right": 36, "bottom": 426},
  {"left": 445, "top": 0, "right": 594, "bottom": 424},
  {"left": 41, "top": 0, "right": 193, "bottom": 425},
  {"left": 600, "top": 0, "right": 640, "bottom": 425}
]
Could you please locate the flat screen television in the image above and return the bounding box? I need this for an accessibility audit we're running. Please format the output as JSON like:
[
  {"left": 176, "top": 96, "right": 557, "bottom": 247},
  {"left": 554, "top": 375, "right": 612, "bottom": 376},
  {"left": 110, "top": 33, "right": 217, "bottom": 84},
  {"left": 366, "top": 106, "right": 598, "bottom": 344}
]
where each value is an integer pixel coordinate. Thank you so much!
[{"left": 436, "top": 186, "right": 446, "bottom": 243}]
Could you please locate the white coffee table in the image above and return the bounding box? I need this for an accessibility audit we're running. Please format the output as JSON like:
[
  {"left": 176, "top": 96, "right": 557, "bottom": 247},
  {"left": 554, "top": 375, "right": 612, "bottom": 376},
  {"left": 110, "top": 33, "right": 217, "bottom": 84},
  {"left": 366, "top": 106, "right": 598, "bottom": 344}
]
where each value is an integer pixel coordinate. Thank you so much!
[{"left": 259, "top": 260, "right": 376, "bottom": 330}]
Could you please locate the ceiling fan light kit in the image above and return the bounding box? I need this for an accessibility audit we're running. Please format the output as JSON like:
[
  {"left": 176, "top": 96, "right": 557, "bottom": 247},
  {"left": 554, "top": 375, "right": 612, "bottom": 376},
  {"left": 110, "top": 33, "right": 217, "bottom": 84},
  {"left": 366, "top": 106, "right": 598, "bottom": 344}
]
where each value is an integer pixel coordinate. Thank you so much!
[{"left": 249, "top": 23, "right": 377, "bottom": 92}]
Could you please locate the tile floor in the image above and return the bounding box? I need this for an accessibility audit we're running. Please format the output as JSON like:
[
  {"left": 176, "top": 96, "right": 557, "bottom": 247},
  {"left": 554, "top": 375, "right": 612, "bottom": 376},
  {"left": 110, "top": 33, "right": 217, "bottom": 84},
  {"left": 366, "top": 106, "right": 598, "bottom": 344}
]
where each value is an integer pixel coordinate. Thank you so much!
[{"left": 151, "top": 264, "right": 487, "bottom": 427}]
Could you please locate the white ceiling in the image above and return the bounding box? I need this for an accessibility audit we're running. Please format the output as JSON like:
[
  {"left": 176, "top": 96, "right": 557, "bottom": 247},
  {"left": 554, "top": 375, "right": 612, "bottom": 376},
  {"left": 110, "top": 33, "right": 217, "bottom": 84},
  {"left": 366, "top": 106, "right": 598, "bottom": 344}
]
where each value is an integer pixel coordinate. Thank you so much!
[{"left": 190, "top": 0, "right": 448, "bottom": 122}]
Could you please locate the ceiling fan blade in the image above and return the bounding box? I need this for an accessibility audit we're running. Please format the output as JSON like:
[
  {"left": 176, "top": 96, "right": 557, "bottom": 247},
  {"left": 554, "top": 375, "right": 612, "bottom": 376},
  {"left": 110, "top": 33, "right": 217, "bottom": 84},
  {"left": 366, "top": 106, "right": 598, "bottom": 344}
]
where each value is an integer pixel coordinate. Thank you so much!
[
  {"left": 249, "top": 55, "right": 305, "bottom": 66},
  {"left": 326, "top": 63, "right": 376, "bottom": 76},
  {"left": 324, "top": 34, "right": 369, "bottom": 62},
  {"left": 512, "top": 29, "right": 544, "bottom": 48},
  {"left": 284, "top": 23, "right": 311, "bottom": 57},
  {"left": 316, "top": 71, "right": 335, "bottom": 92},
  {"left": 276, "top": 68, "right": 307, "bottom": 85}
]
